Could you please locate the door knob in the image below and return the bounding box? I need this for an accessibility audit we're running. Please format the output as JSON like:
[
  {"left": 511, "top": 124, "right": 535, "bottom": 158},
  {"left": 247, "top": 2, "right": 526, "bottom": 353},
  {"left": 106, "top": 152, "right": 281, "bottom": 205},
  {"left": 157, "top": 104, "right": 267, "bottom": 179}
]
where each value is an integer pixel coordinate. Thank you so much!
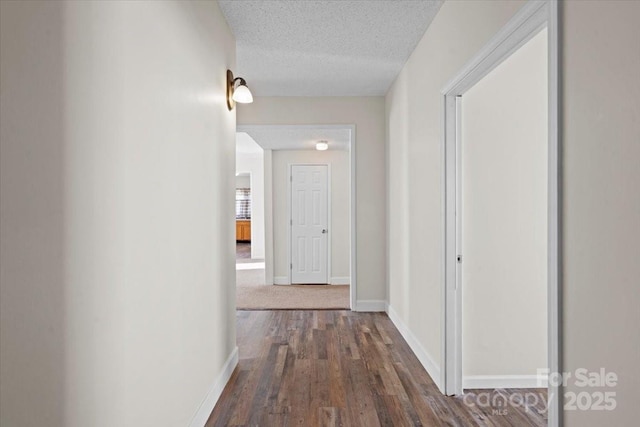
[{"left": 322, "top": 229, "right": 328, "bottom": 234}]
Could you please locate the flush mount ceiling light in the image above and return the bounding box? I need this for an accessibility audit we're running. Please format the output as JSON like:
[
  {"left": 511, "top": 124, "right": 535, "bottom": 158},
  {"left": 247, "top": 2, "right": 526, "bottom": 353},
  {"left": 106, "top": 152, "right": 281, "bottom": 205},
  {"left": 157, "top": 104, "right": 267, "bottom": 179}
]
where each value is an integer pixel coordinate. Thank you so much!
[
  {"left": 227, "top": 70, "right": 253, "bottom": 111},
  {"left": 315, "top": 140, "right": 329, "bottom": 151}
]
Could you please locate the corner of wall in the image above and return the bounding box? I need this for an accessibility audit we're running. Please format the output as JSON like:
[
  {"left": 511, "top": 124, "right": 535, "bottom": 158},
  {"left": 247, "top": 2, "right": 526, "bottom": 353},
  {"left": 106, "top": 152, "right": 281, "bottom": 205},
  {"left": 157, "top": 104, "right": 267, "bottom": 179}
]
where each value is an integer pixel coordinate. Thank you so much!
[
  {"left": 386, "top": 304, "right": 443, "bottom": 393},
  {"left": 189, "top": 347, "right": 239, "bottom": 427}
]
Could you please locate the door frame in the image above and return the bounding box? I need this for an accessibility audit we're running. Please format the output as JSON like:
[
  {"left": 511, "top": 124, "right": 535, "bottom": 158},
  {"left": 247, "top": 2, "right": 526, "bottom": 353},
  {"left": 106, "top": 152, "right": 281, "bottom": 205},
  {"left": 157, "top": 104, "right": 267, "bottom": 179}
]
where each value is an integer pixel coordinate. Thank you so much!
[
  {"left": 440, "top": 1, "right": 561, "bottom": 426},
  {"left": 287, "top": 163, "right": 331, "bottom": 285},
  {"left": 236, "top": 124, "right": 357, "bottom": 310}
]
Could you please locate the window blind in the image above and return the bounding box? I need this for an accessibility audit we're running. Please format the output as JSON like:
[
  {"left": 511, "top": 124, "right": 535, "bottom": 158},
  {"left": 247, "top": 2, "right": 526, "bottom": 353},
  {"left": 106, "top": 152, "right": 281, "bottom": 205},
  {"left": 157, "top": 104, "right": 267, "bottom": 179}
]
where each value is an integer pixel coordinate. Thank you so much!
[{"left": 236, "top": 188, "right": 251, "bottom": 219}]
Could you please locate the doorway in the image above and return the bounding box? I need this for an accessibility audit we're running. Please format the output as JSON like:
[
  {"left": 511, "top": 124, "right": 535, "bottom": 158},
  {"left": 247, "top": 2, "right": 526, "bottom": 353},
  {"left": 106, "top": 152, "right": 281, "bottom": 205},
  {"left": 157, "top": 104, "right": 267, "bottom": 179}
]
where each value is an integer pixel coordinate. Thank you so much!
[
  {"left": 235, "top": 134, "right": 267, "bottom": 294},
  {"left": 235, "top": 125, "right": 356, "bottom": 310},
  {"left": 235, "top": 172, "right": 252, "bottom": 261},
  {"left": 441, "top": 1, "right": 561, "bottom": 426},
  {"left": 461, "top": 27, "right": 548, "bottom": 389}
]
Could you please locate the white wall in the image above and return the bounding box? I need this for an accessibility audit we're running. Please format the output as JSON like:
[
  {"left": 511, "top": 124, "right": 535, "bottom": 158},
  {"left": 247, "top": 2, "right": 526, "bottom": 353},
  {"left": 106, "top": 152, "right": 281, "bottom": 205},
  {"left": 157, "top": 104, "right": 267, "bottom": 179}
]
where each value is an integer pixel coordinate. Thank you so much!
[
  {"left": 236, "top": 140, "right": 265, "bottom": 260},
  {"left": 272, "top": 150, "right": 350, "bottom": 283},
  {"left": 461, "top": 29, "right": 547, "bottom": 380},
  {"left": 0, "top": 1, "right": 237, "bottom": 426},
  {"left": 238, "top": 97, "right": 386, "bottom": 304},
  {"left": 562, "top": 1, "right": 640, "bottom": 425},
  {"left": 385, "top": 0, "right": 525, "bottom": 380}
]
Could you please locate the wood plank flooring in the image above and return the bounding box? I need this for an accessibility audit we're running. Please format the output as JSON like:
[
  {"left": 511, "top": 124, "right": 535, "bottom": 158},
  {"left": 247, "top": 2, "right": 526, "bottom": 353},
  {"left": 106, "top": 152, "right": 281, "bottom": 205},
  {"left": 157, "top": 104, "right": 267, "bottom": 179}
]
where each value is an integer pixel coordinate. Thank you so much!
[
  {"left": 206, "top": 311, "right": 547, "bottom": 427},
  {"left": 236, "top": 242, "right": 251, "bottom": 260}
]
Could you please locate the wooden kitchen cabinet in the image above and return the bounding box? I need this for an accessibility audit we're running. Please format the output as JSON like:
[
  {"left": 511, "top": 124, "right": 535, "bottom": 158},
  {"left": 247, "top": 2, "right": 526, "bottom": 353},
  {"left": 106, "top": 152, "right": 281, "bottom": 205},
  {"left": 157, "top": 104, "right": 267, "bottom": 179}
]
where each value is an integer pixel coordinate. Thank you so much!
[{"left": 236, "top": 220, "right": 251, "bottom": 241}]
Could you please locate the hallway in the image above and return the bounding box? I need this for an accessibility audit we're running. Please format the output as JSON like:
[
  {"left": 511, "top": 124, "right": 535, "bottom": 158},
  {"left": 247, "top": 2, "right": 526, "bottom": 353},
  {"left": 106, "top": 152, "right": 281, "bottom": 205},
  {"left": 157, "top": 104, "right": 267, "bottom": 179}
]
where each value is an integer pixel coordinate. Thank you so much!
[
  {"left": 206, "top": 311, "right": 547, "bottom": 426},
  {"left": 2, "top": 1, "right": 638, "bottom": 426}
]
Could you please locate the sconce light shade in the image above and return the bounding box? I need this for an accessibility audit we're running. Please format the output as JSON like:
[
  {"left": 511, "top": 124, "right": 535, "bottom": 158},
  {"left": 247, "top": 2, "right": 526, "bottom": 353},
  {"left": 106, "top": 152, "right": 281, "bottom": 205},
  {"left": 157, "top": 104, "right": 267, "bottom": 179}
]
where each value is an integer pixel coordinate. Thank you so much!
[
  {"left": 227, "top": 69, "right": 253, "bottom": 110},
  {"left": 232, "top": 84, "right": 253, "bottom": 104},
  {"left": 316, "top": 141, "right": 329, "bottom": 151}
]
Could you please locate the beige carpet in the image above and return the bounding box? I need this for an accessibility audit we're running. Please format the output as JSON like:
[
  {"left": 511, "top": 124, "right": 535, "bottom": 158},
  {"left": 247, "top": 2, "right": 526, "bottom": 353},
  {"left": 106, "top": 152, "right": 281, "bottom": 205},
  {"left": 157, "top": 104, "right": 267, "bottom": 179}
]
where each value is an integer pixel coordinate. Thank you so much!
[{"left": 236, "top": 267, "right": 350, "bottom": 310}]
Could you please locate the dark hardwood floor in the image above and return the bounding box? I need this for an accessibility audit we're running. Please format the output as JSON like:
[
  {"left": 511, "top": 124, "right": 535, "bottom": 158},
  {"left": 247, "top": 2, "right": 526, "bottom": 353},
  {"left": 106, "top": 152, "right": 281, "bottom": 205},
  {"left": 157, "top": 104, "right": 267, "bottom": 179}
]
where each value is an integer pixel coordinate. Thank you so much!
[{"left": 206, "top": 311, "right": 547, "bottom": 426}]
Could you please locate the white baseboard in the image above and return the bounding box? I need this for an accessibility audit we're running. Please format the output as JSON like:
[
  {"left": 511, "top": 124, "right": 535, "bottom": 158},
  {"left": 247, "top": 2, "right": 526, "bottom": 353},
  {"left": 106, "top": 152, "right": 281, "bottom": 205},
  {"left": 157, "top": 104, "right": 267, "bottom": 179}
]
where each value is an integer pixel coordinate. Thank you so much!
[
  {"left": 355, "top": 300, "right": 386, "bottom": 312},
  {"left": 386, "top": 304, "right": 443, "bottom": 393},
  {"left": 189, "top": 346, "right": 239, "bottom": 427},
  {"left": 463, "top": 375, "right": 548, "bottom": 389},
  {"left": 274, "top": 276, "right": 349, "bottom": 285},
  {"left": 273, "top": 276, "right": 289, "bottom": 285}
]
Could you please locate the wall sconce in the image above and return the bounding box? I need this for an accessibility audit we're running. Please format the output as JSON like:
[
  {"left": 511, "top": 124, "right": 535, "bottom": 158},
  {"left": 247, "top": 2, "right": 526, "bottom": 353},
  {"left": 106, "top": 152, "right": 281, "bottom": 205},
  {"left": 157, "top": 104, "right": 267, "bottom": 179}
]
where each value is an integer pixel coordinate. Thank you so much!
[
  {"left": 227, "top": 70, "right": 253, "bottom": 110},
  {"left": 316, "top": 140, "right": 329, "bottom": 151}
]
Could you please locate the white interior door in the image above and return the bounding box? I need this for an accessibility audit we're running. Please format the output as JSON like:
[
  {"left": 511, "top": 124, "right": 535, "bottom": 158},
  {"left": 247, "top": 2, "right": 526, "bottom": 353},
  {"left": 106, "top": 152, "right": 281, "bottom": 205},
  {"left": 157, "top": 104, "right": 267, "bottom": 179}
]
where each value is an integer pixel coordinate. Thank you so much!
[{"left": 291, "top": 165, "right": 328, "bottom": 284}]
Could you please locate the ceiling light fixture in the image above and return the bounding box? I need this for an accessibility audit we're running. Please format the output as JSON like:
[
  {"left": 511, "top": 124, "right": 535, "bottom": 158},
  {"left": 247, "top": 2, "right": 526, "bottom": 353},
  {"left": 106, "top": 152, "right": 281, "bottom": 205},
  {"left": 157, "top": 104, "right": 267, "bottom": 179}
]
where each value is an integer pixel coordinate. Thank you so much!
[
  {"left": 227, "top": 70, "right": 253, "bottom": 111},
  {"left": 316, "top": 140, "right": 329, "bottom": 151}
]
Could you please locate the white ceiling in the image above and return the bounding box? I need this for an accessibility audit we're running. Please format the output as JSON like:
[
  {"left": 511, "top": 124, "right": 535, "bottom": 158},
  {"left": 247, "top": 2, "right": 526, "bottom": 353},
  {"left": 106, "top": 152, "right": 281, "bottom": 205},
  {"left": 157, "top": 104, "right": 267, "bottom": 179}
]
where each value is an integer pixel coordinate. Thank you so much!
[
  {"left": 239, "top": 127, "right": 351, "bottom": 151},
  {"left": 218, "top": 0, "right": 443, "bottom": 96}
]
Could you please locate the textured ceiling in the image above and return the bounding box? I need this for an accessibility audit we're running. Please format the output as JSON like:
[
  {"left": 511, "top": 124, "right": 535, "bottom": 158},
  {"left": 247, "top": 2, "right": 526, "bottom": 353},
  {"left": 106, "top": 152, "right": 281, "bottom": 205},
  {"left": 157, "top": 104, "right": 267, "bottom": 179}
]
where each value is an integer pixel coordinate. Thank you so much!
[
  {"left": 239, "top": 126, "right": 351, "bottom": 151},
  {"left": 219, "top": 0, "right": 443, "bottom": 96},
  {"left": 236, "top": 132, "right": 264, "bottom": 154}
]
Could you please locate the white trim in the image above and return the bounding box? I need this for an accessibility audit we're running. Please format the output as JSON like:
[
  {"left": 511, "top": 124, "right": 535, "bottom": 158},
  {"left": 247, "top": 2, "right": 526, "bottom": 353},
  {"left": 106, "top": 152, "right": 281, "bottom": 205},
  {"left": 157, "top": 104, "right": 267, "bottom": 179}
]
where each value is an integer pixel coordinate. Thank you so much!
[
  {"left": 439, "top": 93, "right": 448, "bottom": 396},
  {"left": 248, "top": 171, "right": 257, "bottom": 259},
  {"left": 263, "top": 149, "right": 274, "bottom": 285},
  {"left": 330, "top": 276, "right": 350, "bottom": 285},
  {"left": 327, "top": 164, "right": 332, "bottom": 284},
  {"left": 238, "top": 124, "right": 354, "bottom": 136},
  {"left": 546, "top": 2, "right": 562, "bottom": 425},
  {"left": 349, "top": 126, "right": 357, "bottom": 312},
  {"left": 463, "top": 375, "right": 549, "bottom": 390},
  {"left": 286, "top": 163, "right": 292, "bottom": 285},
  {"left": 354, "top": 300, "right": 386, "bottom": 312},
  {"left": 238, "top": 124, "right": 357, "bottom": 310},
  {"left": 188, "top": 346, "right": 238, "bottom": 427},
  {"left": 387, "top": 304, "right": 443, "bottom": 393},
  {"left": 441, "top": 1, "right": 548, "bottom": 95},
  {"left": 273, "top": 276, "right": 288, "bottom": 285},
  {"left": 440, "top": 2, "right": 561, "bottom": 426}
]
